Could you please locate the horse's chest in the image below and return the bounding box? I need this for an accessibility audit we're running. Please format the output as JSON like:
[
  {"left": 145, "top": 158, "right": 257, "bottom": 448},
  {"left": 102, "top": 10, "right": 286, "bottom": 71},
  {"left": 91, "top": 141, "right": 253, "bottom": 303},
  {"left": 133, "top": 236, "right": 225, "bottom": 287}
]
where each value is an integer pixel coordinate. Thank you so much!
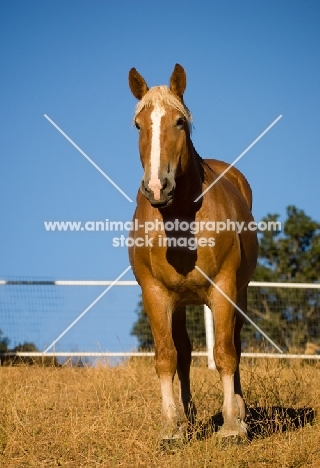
[{"left": 148, "top": 241, "right": 219, "bottom": 288}]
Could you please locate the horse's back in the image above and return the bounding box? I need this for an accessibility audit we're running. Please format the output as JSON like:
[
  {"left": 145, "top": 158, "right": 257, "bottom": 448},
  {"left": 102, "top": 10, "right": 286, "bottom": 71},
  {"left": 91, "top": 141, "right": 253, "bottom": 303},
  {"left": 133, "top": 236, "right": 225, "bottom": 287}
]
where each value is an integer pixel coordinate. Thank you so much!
[{"left": 204, "top": 159, "right": 253, "bottom": 211}]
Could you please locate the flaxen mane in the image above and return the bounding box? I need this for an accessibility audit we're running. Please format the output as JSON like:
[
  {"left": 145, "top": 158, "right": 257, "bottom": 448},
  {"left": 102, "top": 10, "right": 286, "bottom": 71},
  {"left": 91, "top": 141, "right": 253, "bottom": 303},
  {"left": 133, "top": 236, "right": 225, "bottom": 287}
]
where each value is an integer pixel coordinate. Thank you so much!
[{"left": 134, "top": 85, "right": 192, "bottom": 130}]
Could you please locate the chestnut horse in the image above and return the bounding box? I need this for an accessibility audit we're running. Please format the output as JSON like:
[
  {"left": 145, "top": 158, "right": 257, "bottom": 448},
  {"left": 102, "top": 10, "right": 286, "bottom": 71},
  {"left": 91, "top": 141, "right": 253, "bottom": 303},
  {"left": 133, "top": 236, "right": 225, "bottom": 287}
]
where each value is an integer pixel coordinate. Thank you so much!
[{"left": 128, "top": 64, "right": 258, "bottom": 441}]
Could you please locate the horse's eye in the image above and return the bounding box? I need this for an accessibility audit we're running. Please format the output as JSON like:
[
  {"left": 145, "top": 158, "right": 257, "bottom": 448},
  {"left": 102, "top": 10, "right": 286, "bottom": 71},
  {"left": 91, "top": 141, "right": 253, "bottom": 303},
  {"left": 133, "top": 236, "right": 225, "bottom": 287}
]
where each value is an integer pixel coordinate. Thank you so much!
[
  {"left": 135, "top": 121, "right": 140, "bottom": 130},
  {"left": 176, "top": 117, "right": 185, "bottom": 128}
]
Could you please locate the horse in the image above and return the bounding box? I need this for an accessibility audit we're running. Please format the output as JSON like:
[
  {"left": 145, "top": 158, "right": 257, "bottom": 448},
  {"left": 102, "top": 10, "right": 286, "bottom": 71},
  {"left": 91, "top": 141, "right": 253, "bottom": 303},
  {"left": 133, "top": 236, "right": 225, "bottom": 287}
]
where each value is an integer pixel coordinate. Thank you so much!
[{"left": 128, "top": 64, "right": 258, "bottom": 441}]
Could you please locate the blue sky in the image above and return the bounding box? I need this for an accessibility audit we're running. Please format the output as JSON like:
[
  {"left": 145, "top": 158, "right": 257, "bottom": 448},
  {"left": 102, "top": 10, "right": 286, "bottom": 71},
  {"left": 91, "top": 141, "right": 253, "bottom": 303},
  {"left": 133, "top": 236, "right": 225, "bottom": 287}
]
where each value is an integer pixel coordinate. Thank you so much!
[{"left": 0, "top": 1, "right": 319, "bottom": 351}]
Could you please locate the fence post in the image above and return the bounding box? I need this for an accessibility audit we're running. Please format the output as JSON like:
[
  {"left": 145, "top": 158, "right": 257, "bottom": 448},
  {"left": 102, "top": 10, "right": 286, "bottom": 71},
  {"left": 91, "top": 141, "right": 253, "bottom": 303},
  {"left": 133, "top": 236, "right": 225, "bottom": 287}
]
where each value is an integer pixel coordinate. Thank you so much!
[{"left": 204, "top": 305, "right": 215, "bottom": 369}]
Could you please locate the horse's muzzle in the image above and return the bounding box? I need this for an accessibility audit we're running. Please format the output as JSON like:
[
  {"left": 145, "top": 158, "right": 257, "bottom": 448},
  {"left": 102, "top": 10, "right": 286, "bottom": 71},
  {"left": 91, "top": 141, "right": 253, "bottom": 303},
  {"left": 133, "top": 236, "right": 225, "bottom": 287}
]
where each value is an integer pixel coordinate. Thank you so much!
[{"left": 140, "top": 176, "right": 175, "bottom": 208}]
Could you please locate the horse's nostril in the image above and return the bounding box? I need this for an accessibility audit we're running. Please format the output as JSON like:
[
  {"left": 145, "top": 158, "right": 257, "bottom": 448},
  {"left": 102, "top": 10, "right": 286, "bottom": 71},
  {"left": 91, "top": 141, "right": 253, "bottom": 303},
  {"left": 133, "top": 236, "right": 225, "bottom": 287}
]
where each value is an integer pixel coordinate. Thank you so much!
[
  {"left": 141, "top": 180, "right": 151, "bottom": 193},
  {"left": 162, "top": 178, "right": 168, "bottom": 190}
]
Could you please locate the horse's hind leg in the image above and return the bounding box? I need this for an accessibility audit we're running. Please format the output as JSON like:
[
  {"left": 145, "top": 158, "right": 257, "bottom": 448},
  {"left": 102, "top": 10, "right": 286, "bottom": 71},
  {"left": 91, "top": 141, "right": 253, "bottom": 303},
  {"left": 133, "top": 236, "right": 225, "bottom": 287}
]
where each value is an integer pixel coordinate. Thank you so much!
[
  {"left": 234, "top": 288, "right": 247, "bottom": 422},
  {"left": 210, "top": 281, "right": 247, "bottom": 438},
  {"left": 172, "top": 306, "right": 197, "bottom": 428}
]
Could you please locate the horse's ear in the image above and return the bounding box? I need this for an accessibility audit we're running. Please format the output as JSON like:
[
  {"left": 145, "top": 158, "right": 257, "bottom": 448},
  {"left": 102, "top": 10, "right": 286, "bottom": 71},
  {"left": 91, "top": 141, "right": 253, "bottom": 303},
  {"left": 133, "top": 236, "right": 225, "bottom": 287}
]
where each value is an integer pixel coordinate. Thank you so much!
[
  {"left": 129, "top": 68, "right": 149, "bottom": 100},
  {"left": 169, "top": 64, "right": 186, "bottom": 99}
]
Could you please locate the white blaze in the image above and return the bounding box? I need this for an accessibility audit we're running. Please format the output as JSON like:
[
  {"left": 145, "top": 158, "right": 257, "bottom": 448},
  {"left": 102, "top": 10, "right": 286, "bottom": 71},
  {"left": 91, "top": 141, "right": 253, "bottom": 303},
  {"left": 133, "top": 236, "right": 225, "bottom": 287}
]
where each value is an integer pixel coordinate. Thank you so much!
[{"left": 149, "top": 105, "right": 165, "bottom": 200}]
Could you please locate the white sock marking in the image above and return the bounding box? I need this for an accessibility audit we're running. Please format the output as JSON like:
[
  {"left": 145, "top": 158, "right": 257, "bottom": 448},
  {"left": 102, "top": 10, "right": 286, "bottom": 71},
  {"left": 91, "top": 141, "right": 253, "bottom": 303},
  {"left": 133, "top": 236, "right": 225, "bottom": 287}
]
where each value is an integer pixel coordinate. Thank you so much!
[
  {"left": 160, "top": 376, "right": 177, "bottom": 420},
  {"left": 222, "top": 374, "right": 235, "bottom": 412},
  {"left": 149, "top": 105, "right": 165, "bottom": 200}
]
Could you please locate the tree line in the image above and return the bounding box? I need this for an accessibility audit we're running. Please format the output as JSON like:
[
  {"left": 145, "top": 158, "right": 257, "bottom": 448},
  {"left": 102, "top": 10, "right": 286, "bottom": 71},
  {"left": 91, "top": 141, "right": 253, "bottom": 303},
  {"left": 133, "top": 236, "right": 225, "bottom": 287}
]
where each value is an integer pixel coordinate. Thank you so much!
[{"left": 0, "top": 331, "right": 58, "bottom": 366}]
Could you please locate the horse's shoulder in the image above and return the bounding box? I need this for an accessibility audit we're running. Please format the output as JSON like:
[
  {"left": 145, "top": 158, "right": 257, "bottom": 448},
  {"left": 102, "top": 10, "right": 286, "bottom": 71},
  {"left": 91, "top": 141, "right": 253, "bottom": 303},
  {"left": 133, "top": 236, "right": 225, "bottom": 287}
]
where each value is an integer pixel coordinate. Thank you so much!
[{"left": 203, "top": 158, "right": 253, "bottom": 210}]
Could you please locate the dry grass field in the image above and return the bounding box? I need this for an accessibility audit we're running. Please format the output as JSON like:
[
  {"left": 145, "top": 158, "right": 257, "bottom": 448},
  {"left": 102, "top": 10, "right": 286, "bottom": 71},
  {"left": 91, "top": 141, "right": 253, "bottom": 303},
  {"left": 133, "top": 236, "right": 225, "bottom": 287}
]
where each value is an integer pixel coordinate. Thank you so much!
[{"left": 0, "top": 357, "right": 319, "bottom": 468}]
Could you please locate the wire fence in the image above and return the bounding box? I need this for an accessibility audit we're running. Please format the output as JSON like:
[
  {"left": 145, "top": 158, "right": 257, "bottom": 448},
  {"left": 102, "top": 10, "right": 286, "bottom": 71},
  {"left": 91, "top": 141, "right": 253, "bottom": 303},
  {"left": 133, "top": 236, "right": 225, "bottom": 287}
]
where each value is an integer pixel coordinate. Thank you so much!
[{"left": 1, "top": 278, "right": 320, "bottom": 367}]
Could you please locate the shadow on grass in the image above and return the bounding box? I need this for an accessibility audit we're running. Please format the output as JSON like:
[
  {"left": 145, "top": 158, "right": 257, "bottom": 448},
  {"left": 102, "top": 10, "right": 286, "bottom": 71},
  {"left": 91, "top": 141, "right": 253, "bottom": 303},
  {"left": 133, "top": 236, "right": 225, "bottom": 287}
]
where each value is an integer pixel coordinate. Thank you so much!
[{"left": 194, "top": 406, "right": 316, "bottom": 442}]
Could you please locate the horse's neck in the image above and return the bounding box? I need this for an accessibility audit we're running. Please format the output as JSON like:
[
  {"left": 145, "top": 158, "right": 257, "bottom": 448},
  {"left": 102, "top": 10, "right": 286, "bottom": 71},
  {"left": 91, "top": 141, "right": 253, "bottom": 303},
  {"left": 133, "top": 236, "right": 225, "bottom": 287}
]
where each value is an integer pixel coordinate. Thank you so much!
[
  {"left": 169, "top": 139, "right": 204, "bottom": 215},
  {"left": 189, "top": 140, "right": 204, "bottom": 177}
]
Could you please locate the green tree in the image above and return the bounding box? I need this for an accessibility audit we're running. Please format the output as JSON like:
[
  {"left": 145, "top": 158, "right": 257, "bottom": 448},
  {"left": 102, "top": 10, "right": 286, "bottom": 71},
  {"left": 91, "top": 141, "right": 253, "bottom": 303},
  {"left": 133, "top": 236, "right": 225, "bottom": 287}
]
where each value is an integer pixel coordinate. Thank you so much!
[
  {"left": 245, "top": 206, "right": 320, "bottom": 350},
  {"left": 0, "top": 329, "right": 10, "bottom": 352},
  {"left": 0, "top": 334, "right": 59, "bottom": 366},
  {"left": 253, "top": 206, "right": 320, "bottom": 283}
]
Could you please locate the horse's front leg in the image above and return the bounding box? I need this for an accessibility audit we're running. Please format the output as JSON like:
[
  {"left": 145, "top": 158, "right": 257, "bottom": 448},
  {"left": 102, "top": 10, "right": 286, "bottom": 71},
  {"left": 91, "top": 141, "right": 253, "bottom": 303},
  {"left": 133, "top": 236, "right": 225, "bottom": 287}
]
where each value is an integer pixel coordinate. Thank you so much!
[
  {"left": 141, "top": 284, "right": 183, "bottom": 440},
  {"left": 209, "top": 280, "right": 247, "bottom": 438}
]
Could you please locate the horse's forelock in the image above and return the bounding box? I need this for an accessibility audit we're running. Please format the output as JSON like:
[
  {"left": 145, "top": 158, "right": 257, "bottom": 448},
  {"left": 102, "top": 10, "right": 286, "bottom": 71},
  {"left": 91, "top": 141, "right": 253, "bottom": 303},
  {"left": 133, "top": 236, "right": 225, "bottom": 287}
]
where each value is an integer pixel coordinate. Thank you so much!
[{"left": 133, "top": 86, "right": 192, "bottom": 130}]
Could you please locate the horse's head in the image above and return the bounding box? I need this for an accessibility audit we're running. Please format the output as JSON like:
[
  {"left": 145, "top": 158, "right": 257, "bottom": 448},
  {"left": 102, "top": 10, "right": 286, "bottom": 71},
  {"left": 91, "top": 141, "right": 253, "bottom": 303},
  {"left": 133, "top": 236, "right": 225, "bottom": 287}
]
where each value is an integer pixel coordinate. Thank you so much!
[{"left": 129, "top": 64, "right": 192, "bottom": 208}]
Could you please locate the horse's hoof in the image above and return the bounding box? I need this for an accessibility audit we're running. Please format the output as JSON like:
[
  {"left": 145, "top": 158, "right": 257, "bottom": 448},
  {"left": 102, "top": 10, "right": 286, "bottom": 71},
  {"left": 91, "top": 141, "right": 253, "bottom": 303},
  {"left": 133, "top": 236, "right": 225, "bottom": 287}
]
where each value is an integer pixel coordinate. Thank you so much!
[
  {"left": 160, "top": 426, "right": 188, "bottom": 451},
  {"left": 218, "top": 420, "right": 248, "bottom": 440}
]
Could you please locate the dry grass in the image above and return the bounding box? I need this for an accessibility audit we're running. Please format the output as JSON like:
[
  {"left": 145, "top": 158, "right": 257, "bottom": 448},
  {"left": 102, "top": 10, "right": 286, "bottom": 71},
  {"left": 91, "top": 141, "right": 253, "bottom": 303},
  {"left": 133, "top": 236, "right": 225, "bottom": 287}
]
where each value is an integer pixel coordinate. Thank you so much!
[{"left": 0, "top": 358, "right": 319, "bottom": 467}]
